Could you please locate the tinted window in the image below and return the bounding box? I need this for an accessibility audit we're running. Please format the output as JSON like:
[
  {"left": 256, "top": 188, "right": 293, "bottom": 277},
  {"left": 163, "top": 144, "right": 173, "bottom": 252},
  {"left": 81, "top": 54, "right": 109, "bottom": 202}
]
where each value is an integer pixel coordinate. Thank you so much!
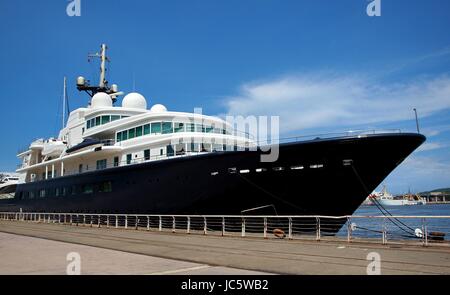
[
  {"left": 101, "top": 115, "right": 110, "bottom": 124},
  {"left": 143, "top": 124, "right": 150, "bottom": 135},
  {"left": 151, "top": 122, "right": 161, "bottom": 134},
  {"left": 136, "top": 126, "right": 143, "bottom": 137},
  {"left": 162, "top": 122, "right": 173, "bottom": 134}
]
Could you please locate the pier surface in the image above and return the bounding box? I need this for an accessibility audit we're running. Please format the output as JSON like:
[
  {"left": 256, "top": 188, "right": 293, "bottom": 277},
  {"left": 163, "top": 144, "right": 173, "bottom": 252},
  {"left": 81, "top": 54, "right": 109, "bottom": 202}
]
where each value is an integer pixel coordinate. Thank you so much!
[{"left": 0, "top": 220, "right": 449, "bottom": 275}]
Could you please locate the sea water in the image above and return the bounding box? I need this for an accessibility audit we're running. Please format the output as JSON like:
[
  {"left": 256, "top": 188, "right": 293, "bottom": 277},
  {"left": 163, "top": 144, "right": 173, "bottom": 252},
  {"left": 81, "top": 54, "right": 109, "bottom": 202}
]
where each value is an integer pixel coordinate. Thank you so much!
[{"left": 336, "top": 204, "right": 450, "bottom": 240}]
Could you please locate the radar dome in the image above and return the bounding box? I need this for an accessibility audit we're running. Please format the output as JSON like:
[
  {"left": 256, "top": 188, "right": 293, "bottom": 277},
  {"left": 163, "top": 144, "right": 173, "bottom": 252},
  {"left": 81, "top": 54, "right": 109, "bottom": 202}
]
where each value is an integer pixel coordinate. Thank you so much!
[
  {"left": 122, "top": 92, "right": 147, "bottom": 109},
  {"left": 150, "top": 104, "right": 167, "bottom": 113},
  {"left": 91, "top": 92, "right": 112, "bottom": 108}
]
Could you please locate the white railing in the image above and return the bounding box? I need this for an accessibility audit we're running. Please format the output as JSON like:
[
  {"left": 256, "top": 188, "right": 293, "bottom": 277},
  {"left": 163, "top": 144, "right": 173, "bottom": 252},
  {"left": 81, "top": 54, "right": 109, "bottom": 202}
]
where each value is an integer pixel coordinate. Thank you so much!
[{"left": 0, "top": 212, "right": 448, "bottom": 247}]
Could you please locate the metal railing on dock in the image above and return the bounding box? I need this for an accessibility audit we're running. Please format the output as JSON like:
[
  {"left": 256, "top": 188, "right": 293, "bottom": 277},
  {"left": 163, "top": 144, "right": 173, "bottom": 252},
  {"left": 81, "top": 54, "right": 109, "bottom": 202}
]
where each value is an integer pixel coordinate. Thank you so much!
[{"left": 1, "top": 212, "right": 449, "bottom": 247}]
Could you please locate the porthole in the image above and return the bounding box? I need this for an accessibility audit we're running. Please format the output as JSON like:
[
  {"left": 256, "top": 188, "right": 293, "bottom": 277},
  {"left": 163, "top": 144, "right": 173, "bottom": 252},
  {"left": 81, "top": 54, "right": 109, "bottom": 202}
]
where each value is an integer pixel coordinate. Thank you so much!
[
  {"left": 228, "top": 168, "right": 237, "bottom": 174},
  {"left": 290, "top": 165, "right": 304, "bottom": 170}
]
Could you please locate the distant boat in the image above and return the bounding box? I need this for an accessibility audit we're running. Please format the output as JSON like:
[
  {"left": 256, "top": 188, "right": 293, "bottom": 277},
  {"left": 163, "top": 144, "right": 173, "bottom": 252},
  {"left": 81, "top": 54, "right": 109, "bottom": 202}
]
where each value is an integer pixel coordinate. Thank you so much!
[
  {"left": 367, "top": 186, "right": 426, "bottom": 206},
  {"left": 0, "top": 174, "right": 19, "bottom": 199}
]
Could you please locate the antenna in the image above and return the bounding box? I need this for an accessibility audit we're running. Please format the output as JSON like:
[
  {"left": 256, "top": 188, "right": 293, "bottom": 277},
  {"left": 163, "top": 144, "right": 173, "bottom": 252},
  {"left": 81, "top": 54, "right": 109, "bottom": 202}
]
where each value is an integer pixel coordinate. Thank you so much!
[
  {"left": 413, "top": 108, "right": 420, "bottom": 133},
  {"left": 76, "top": 44, "right": 122, "bottom": 103},
  {"left": 62, "top": 77, "right": 67, "bottom": 128}
]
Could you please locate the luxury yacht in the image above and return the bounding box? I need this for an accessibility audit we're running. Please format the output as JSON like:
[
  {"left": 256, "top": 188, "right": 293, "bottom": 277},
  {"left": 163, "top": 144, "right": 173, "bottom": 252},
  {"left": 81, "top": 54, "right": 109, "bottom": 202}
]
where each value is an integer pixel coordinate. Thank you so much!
[{"left": 0, "top": 44, "right": 425, "bottom": 232}]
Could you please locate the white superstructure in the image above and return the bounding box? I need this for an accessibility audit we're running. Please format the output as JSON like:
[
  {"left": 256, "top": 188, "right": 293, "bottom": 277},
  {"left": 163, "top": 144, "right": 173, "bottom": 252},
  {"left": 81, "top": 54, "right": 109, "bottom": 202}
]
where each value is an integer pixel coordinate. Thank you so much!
[{"left": 16, "top": 44, "right": 253, "bottom": 184}]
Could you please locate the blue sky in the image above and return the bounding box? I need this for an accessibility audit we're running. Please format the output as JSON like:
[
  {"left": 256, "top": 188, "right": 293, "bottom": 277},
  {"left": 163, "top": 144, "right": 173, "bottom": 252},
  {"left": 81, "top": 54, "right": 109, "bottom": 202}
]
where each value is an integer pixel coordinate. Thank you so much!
[{"left": 0, "top": 0, "right": 449, "bottom": 193}]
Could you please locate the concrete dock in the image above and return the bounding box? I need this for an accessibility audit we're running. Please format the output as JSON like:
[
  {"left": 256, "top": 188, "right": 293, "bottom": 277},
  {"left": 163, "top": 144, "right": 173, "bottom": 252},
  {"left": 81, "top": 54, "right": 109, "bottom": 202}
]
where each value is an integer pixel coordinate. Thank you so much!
[{"left": 0, "top": 220, "right": 449, "bottom": 275}]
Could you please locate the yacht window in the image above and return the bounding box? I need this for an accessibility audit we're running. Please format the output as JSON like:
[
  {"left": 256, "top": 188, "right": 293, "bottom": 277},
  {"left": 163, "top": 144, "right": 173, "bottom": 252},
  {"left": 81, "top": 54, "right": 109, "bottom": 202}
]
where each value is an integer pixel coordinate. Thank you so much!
[
  {"left": 174, "top": 122, "right": 184, "bottom": 132},
  {"left": 310, "top": 164, "right": 324, "bottom": 169},
  {"left": 116, "top": 132, "right": 121, "bottom": 143},
  {"left": 121, "top": 116, "right": 129, "bottom": 119},
  {"left": 39, "top": 189, "right": 46, "bottom": 198},
  {"left": 195, "top": 124, "right": 203, "bottom": 133},
  {"left": 160, "top": 148, "right": 163, "bottom": 156},
  {"left": 144, "top": 149, "right": 150, "bottom": 161},
  {"left": 186, "top": 123, "right": 195, "bottom": 132},
  {"left": 151, "top": 122, "right": 161, "bottom": 134},
  {"left": 273, "top": 167, "right": 284, "bottom": 171},
  {"left": 126, "top": 154, "right": 132, "bottom": 164},
  {"left": 212, "top": 144, "right": 223, "bottom": 152},
  {"left": 111, "top": 115, "right": 120, "bottom": 121},
  {"left": 201, "top": 143, "right": 212, "bottom": 152},
  {"left": 121, "top": 130, "right": 128, "bottom": 141},
  {"left": 211, "top": 171, "right": 219, "bottom": 176},
  {"left": 228, "top": 168, "right": 237, "bottom": 174},
  {"left": 82, "top": 184, "right": 93, "bottom": 194},
  {"left": 95, "top": 117, "right": 101, "bottom": 126},
  {"left": 189, "top": 142, "right": 199, "bottom": 152},
  {"left": 128, "top": 128, "right": 135, "bottom": 139},
  {"left": 162, "top": 122, "right": 173, "bottom": 134},
  {"left": 255, "top": 168, "right": 267, "bottom": 172},
  {"left": 143, "top": 124, "right": 150, "bottom": 135},
  {"left": 175, "top": 143, "right": 185, "bottom": 156},
  {"left": 96, "top": 159, "right": 107, "bottom": 170},
  {"left": 87, "top": 120, "right": 91, "bottom": 129},
  {"left": 239, "top": 169, "right": 250, "bottom": 174},
  {"left": 205, "top": 126, "right": 214, "bottom": 133},
  {"left": 290, "top": 165, "right": 304, "bottom": 170},
  {"left": 78, "top": 164, "right": 83, "bottom": 173},
  {"left": 99, "top": 181, "right": 112, "bottom": 193},
  {"left": 101, "top": 115, "right": 110, "bottom": 124},
  {"left": 136, "top": 126, "right": 143, "bottom": 137},
  {"left": 114, "top": 156, "right": 119, "bottom": 167},
  {"left": 166, "top": 145, "right": 174, "bottom": 157}
]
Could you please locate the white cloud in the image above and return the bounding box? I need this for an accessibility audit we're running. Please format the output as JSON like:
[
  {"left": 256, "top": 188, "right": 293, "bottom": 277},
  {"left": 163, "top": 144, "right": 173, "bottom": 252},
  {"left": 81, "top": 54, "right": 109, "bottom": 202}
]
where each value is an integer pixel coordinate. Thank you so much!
[
  {"left": 416, "top": 142, "right": 446, "bottom": 152},
  {"left": 384, "top": 155, "right": 450, "bottom": 193},
  {"left": 224, "top": 73, "right": 450, "bottom": 133}
]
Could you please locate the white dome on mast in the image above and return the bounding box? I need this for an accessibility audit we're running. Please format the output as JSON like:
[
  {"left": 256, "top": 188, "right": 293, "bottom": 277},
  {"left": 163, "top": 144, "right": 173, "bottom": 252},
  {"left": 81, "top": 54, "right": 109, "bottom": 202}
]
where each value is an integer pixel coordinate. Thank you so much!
[
  {"left": 91, "top": 92, "right": 112, "bottom": 108},
  {"left": 150, "top": 104, "right": 167, "bottom": 113},
  {"left": 122, "top": 92, "right": 147, "bottom": 109}
]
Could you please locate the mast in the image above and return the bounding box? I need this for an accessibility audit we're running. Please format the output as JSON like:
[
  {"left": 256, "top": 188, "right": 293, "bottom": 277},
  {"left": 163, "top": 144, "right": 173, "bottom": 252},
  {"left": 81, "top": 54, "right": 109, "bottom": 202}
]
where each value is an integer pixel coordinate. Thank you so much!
[
  {"left": 62, "top": 76, "right": 67, "bottom": 128},
  {"left": 98, "top": 44, "right": 107, "bottom": 89},
  {"left": 76, "top": 44, "right": 122, "bottom": 103}
]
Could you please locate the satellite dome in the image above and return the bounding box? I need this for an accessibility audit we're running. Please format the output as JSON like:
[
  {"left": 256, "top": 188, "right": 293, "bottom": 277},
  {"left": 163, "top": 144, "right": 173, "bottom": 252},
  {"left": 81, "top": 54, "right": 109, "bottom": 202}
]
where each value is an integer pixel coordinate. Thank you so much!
[
  {"left": 122, "top": 92, "right": 147, "bottom": 109},
  {"left": 91, "top": 92, "right": 112, "bottom": 108},
  {"left": 150, "top": 104, "right": 167, "bottom": 113}
]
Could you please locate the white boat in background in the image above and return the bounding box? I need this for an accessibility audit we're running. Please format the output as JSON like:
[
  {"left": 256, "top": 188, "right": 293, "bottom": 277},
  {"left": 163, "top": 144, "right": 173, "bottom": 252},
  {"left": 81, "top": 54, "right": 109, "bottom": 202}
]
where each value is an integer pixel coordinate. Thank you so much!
[
  {"left": 367, "top": 186, "right": 426, "bottom": 206},
  {"left": 0, "top": 173, "right": 19, "bottom": 199}
]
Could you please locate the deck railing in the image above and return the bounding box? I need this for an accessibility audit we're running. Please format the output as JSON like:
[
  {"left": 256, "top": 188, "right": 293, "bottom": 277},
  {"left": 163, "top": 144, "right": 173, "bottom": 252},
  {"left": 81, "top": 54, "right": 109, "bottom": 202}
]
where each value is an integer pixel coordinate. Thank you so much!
[{"left": 0, "top": 212, "right": 448, "bottom": 247}]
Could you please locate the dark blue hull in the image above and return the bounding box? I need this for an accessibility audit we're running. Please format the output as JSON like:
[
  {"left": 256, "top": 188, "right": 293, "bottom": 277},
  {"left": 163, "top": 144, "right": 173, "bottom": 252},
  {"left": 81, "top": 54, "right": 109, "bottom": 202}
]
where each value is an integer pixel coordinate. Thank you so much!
[{"left": 0, "top": 133, "right": 425, "bottom": 221}]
